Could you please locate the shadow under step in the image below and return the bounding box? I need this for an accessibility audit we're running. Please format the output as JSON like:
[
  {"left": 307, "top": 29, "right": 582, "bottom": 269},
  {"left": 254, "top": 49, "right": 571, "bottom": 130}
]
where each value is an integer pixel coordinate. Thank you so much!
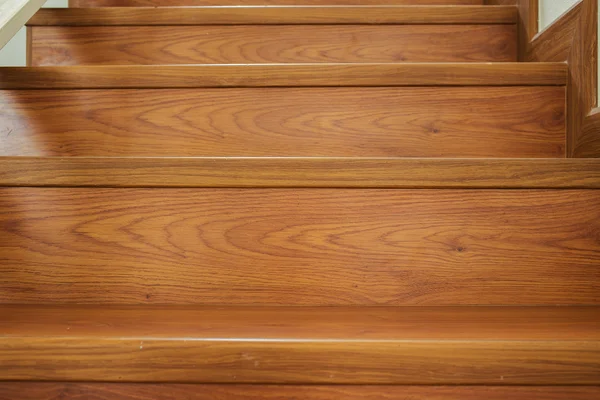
[{"left": 1, "top": 305, "right": 598, "bottom": 384}]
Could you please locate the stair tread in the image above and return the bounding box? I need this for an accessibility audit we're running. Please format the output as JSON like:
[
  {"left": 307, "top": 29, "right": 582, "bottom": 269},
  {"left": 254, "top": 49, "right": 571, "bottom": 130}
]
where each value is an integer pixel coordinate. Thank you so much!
[
  {"left": 2, "top": 305, "right": 598, "bottom": 340},
  {"left": 1, "top": 305, "right": 598, "bottom": 384},
  {"left": 2, "top": 158, "right": 599, "bottom": 188},
  {"left": 28, "top": 6, "right": 517, "bottom": 26},
  {"left": 0, "top": 63, "right": 567, "bottom": 88}
]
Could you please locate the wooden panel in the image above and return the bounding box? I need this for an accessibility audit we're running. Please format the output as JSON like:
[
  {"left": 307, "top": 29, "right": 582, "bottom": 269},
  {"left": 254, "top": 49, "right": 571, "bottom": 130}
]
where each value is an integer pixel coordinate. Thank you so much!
[
  {"left": 525, "top": 1, "right": 581, "bottom": 62},
  {"left": 0, "top": 305, "right": 598, "bottom": 384},
  {"left": 3, "top": 306, "right": 599, "bottom": 340},
  {"left": 0, "top": 87, "right": 564, "bottom": 158},
  {"left": 579, "top": 108, "right": 600, "bottom": 156},
  {"left": 0, "top": 189, "right": 599, "bottom": 305},
  {"left": 29, "top": 25, "right": 516, "bottom": 65},
  {"left": 0, "top": 64, "right": 568, "bottom": 89},
  {"left": 69, "top": 0, "right": 486, "bottom": 6},
  {"left": 28, "top": 6, "right": 518, "bottom": 25},
  {"left": 517, "top": 0, "right": 538, "bottom": 60},
  {"left": 1, "top": 384, "right": 599, "bottom": 400},
  {"left": 569, "top": 0, "right": 598, "bottom": 157},
  {"left": 2, "top": 158, "right": 600, "bottom": 188}
]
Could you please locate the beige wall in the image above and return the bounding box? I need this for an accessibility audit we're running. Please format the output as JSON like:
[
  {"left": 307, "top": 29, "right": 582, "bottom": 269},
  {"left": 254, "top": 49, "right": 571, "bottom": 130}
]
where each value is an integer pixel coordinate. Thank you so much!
[{"left": 0, "top": 0, "right": 67, "bottom": 66}]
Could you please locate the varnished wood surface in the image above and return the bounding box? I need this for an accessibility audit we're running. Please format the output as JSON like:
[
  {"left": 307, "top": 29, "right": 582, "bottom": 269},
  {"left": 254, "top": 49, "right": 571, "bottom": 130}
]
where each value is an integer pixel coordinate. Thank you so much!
[
  {"left": 69, "top": 0, "right": 487, "bottom": 6},
  {"left": 569, "top": 0, "right": 598, "bottom": 157},
  {"left": 0, "top": 188, "right": 599, "bottom": 305},
  {"left": 516, "top": 0, "right": 538, "bottom": 60},
  {"left": 2, "top": 305, "right": 599, "bottom": 340},
  {"left": 0, "top": 87, "right": 564, "bottom": 157},
  {"left": 1, "top": 158, "right": 598, "bottom": 188},
  {"left": 29, "top": 6, "right": 518, "bottom": 26},
  {"left": 1, "top": 384, "right": 599, "bottom": 400},
  {"left": 525, "top": 1, "right": 580, "bottom": 62},
  {"left": 0, "top": 63, "right": 568, "bottom": 88},
  {"left": 580, "top": 108, "right": 600, "bottom": 156},
  {"left": 2, "top": 338, "right": 598, "bottom": 384},
  {"left": 0, "top": 306, "right": 598, "bottom": 384},
  {"left": 29, "top": 25, "right": 516, "bottom": 65}
]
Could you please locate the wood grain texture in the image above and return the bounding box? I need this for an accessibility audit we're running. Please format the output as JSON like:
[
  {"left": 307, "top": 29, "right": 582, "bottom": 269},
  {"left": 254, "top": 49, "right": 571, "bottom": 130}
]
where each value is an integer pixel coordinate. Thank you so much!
[
  {"left": 0, "top": 188, "right": 599, "bottom": 305},
  {"left": 28, "top": 6, "right": 518, "bottom": 26},
  {"left": 3, "top": 305, "right": 599, "bottom": 340},
  {"left": 0, "top": 63, "right": 568, "bottom": 88},
  {"left": 0, "top": 87, "right": 564, "bottom": 158},
  {"left": 1, "top": 384, "right": 598, "bottom": 400},
  {"left": 2, "top": 158, "right": 599, "bottom": 188},
  {"left": 525, "top": 1, "right": 580, "bottom": 62},
  {"left": 0, "top": 306, "right": 598, "bottom": 384},
  {"left": 517, "top": 0, "right": 538, "bottom": 60},
  {"left": 68, "top": 0, "right": 486, "bottom": 6},
  {"left": 579, "top": 108, "right": 600, "bottom": 156},
  {"left": 29, "top": 25, "right": 516, "bottom": 65},
  {"left": 569, "top": 0, "right": 599, "bottom": 157}
]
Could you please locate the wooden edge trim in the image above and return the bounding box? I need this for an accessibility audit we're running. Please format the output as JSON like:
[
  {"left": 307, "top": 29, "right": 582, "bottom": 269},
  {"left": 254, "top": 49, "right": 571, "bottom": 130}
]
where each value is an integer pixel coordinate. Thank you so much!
[
  {"left": 0, "top": 383, "right": 598, "bottom": 400},
  {"left": 27, "top": 6, "right": 518, "bottom": 26},
  {"left": 517, "top": 0, "right": 538, "bottom": 60},
  {"left": 0, "top": 63, "right": 568, "bottom": 88},
  {"left": 1, "top": 158, "right": 599, "bottom": 188},
  {"left": 525, "top": 1, "right": 581, "bottom": 62},
  {"left": 576, "top": 108, "right": 600, "bottom": 157}
]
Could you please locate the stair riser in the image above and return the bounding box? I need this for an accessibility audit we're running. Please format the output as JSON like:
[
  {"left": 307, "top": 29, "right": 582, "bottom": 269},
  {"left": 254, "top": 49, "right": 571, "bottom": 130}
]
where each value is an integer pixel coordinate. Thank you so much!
[
  {"left": 0, "top": 87, "right": 564, "bottom": 157},
  {"left": 28, "top": 25, "right": 516, "bottom": 65},
  {"left": 1, "top": 188, "right": 598, "bottom": 305},
  {"left": 0, "top": 338, "right": 597, "bottom": 384},
  {"left": 69, "top": 0, "right": 487, "bottom": 6},
  {"left": 1, "top": 384, "right": 599, "bottom": 400}
]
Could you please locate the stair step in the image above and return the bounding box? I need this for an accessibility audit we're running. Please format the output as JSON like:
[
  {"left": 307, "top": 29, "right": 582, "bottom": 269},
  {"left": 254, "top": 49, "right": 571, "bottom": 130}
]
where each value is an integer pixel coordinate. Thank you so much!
[
  {"left": 0, "top": 63, "right": 565, "bottom": 158},
  {"left": 27, "top": 6, "right": 517, "bottom": 65},
  {"left": 0, "top": 63, "right": 566, "bottom": 88},
  {"left": 2, "top": 384, "right": 599, "bottom": 400},
  {"left": 0, "top": 163, "right": 599, "bottom": 306},
  {"left": 1, "top": 158, "right": 598, "bottom": 188},
  {"left": 29, "top": 6, "right": 517, "bottom": 25},
  {"left": 0, "top": 305, "right": 598, "bottom": 383},
  {"left": 69, "top": 1, "right": 488, "bottom": 7}
]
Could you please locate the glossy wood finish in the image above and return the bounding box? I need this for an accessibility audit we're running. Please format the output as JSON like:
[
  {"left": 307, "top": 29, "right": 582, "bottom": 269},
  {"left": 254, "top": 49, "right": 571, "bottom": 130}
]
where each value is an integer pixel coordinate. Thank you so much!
[
  {"left": 0, "top": 87, "right": 564, "bottom": 157},
  {"left": 0, "top": 305, "right": 598, "bottom": 384},
  {"left": 2, "top": 384, "right": 599, "bottom": 400},
  {"left": 0, "top": 63, "right": 568, "bottom": 88},
  {"left": 4, "top": 305, "right": 599, "bottom": 339},
  {"left": 69, "top": 0, "right": 487, "bottom": 6},
  {"left": 569, "top": 0, "right": 599, "bottom": 157},
  {"left": 525, "top": 1, "right": 580, "bottom": 62},
  {"left": 516, "top": 0, "right": 538, "bottom": 60},
  {"left": 2, "top": 158, "right": 600, "bottom": 188},
  {"left": 29, "top": 25, "right": 516, "bottom": 65},
  {"left": 29, "top": 6, "right": 518, "bottom": 26},
  {"left": 1, "top": 188, "right": 599, "bottom": 305}
]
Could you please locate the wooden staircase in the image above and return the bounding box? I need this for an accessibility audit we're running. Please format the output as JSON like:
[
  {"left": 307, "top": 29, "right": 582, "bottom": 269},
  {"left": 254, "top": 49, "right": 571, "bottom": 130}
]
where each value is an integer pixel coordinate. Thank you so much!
[{"left": 0, "top": 0, "right": 599, "bottom": 398}]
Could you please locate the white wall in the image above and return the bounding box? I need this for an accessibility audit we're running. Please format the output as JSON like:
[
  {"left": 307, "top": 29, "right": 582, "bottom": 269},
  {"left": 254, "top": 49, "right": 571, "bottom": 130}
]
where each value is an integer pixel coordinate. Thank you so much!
[
  {"left": 539, "top": 0, "right": 581, "bottom": 30},
  {"left": 0, "top": 0, "right": 67, "bottom": 66}
]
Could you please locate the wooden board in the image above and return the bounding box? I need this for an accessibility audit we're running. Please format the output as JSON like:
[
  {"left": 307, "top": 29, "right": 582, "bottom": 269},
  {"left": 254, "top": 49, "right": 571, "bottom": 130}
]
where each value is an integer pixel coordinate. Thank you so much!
[
  {"left": 69, "top": 0, "right": 487, "bottom": 6},
  {"left": 1, "top": 383, "right": 599, "bottom": 400},
  {"left": 0, "top": 305, "right": 598, "bottom": 384},
  {"left": 28, "top": 25, "right": 516, "bottom": 65},
  {"left": 0, "top": 87, "right": 564, "bottom": 157},
  {"left": 2, "top": 158, "right": 600, "bottom": 188},
  {"left": 0, "top": 189, "right": 598, "bottom": 305},
  {"left": 0, "top": 63, "right": 568, "bottom": 88},
  {"left": 28, "top": 6, "right": 518, "bottom": 25}
]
